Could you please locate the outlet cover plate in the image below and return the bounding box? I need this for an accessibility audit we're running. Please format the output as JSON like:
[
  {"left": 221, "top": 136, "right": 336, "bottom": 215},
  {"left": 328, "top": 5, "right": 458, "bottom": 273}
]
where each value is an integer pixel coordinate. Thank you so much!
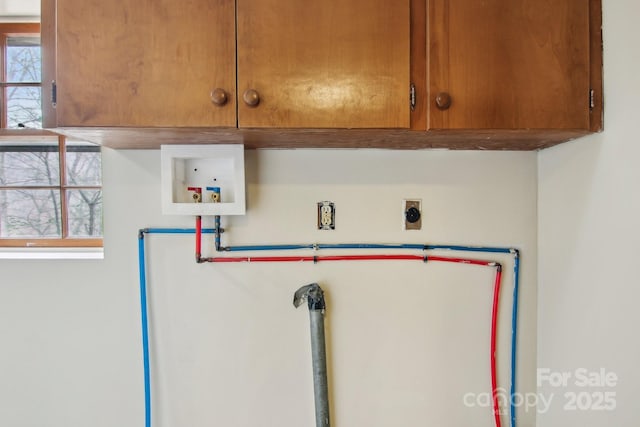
[
  {"left": 317, "top": 201, "right": 335, "bottom": 230},
  {"left": 403, "top": 199, "right": 422, "bottom": 230}
]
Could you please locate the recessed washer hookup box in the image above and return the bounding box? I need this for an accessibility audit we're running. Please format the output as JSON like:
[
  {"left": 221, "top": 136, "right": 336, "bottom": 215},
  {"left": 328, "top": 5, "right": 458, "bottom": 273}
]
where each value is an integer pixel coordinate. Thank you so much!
[{"left": 160, "top": 144, "right": 246, "bottom": 216}]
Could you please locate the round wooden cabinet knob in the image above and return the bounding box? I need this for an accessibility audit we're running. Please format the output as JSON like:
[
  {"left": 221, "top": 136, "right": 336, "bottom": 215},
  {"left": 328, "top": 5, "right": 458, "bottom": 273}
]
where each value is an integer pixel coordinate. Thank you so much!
[
  {"left": 435, "top": 92, "right": 452, "bottom": 110},
  {"left": 243, "top": 89, "right": 260, "bottom": 107},
  {"left": 210, "top": 88, "right": 228, "bottom": 106}
]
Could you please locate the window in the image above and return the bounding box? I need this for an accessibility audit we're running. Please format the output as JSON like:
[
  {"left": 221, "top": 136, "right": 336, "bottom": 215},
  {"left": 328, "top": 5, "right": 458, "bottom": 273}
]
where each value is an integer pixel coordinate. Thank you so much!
[
  {"left": 0, "top": 23, "right": 103, "bottom": 248},
  {"left": 1, "top": 24, "right": 41, "bottom": 129}
]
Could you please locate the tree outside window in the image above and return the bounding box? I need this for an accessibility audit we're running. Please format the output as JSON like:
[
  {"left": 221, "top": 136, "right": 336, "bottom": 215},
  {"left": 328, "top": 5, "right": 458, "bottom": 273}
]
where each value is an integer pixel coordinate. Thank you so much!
[{"left": 0, "top": 23, "right": 103, "bottom": 247}]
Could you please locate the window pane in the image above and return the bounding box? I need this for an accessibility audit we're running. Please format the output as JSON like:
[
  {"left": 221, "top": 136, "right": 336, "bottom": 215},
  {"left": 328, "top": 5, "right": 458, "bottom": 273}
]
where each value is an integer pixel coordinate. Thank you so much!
[
  {"left": 6, "top": 86, "right": 43, "bottom": 129},
  {"left": 0, "top": 143, "right": 60, "bottom": 186},
  {"left": 67, "top": 189, "right": 103, "bottom": 237},
  {"left": 7, "top": 36, "right": 42, "bottom": 83},
  {"left": 0, "top": 189, "right": 62, "bottom": 238},
  {"left": 66, "top": 141, "right": 102, "bottom": 186}
]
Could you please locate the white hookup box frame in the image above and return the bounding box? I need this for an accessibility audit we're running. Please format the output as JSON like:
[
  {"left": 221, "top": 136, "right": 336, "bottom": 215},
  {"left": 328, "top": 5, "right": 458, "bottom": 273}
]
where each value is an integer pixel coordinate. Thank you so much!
[{"left": 160, "top": 144, "right": 246, "bottom": 215}]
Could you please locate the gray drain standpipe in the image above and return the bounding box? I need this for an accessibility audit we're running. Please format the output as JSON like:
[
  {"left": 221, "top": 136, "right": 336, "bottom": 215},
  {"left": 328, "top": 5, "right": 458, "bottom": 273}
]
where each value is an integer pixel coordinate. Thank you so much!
[{"left": 293, "top": 283, "right": 331, "bottom": 427}]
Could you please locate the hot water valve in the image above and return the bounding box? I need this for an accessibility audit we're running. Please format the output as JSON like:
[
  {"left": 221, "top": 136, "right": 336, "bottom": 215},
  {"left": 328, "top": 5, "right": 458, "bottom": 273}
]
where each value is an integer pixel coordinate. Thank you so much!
[{"left": 187, "top": 187, "right": 202, "bottom": 203}]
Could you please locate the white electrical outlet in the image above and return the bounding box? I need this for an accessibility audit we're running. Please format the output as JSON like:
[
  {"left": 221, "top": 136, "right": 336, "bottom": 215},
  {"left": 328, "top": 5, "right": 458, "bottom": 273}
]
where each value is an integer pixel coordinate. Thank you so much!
[{"left": 317, "top": 201, "right": 335, "bottom": 230}]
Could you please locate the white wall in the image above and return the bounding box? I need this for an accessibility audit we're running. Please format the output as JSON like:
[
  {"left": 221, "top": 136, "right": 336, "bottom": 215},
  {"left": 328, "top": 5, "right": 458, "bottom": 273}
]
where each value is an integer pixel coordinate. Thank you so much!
[
  {"left": 0, "top": 149, "right": 538, "bottom": 427},
  {"left": 0, "top": 0, "right": 39, "bottom": 22},
  {"left": 537, "top": 0, "right": 640, "bottom": 425}
]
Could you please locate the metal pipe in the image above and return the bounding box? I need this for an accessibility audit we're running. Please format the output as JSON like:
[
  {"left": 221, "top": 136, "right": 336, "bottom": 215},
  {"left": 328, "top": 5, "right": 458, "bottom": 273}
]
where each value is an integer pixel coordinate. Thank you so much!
[
  {"left": 294, "top": 284, "right": 330, "bottom": 427},
  {"left": 214, "top": 216, "right": 222, "bottom": 251},
  {"left": 308, "top": 311, "right": 329, "bottom": 427}
]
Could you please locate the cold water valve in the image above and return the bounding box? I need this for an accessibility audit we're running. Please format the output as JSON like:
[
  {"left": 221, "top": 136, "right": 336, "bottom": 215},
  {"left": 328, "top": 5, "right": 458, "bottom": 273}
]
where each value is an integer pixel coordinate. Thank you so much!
[{"left": 206, "top": 186, "right": 221, "bottom": 203}]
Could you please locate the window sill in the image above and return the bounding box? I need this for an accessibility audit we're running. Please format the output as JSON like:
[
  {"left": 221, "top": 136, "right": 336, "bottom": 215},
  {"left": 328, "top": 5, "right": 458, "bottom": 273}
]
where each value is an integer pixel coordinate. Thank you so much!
[{"left": 0, "top": 247, "right": 104, "bottom": 260}]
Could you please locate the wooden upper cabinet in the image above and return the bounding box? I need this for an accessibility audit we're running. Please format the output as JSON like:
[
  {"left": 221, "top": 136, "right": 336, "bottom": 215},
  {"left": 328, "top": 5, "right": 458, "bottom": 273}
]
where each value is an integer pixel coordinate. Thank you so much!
[
  {"left": 43, "top": 0, "right": 410, "bottom": 130},
  {"left": 427, "top": 0, "right": 594, "bottom": 130},
  {"left": 236, "top": 0, "right": 411, "bottom": 128},
  {"left": 42, "top": 0, "right": 236, "bottom": 128},
  {"left": 40, "top": 0, "right": 601, "bottom": 148}
]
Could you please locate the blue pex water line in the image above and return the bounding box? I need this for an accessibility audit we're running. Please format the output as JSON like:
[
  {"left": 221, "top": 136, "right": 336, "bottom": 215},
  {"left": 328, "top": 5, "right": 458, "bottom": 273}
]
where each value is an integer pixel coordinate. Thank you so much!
[
  {"left": 137, "top": 228, "right": 521, "bottom": 427},
  {"left": 219, "top": 237, "right": 523, "bottom": 427},
  {"left": 424, "top": 244, "right": 513, "bottom": 254},
  {"left": 225, "top": 244, "right": 316, "bottom": 251},
  {"left": 143, "top": 227, "right": 215, "bottom": 234},
  {"left": 425, "top": 241, "right": 522, "bottom": 427},
  {"left": 223, "top": 243, "right": 424, "bottom": 251},
  {"left": 223, "top": 242, "right": 511, "bottom": 253},
  {"left": 511, "top": 251, "right": 521, "bottom": 427},
  {"left": 426, "top": 244, "right": 520, "bottom": 427},
  {"left": 318, "top": 243, "right": 426, "bottom": 250},
  {"left": 137, "top": 233, "right": 151, "bottom": 427}
]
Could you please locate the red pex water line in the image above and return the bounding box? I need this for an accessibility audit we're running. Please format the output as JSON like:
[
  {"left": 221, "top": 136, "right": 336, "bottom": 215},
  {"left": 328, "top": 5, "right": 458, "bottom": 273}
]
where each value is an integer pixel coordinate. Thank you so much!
[
  {"left": 195, "top": 216, "right": 202, "bottom": 262},
  {"left": 203, "top": 254, "right": 425, "bottom": 263},
  {"left": 193, "top": 217, "right": 503, "bottom": 426},
  {"left": 205, "top": 254, "right": 503, "bottom": 427},
  {"left": 491, "top": 265, "right": 503, "bottom": 427},
  {"left": 426, "top": 255, "right": 499, "bottom": 267}
]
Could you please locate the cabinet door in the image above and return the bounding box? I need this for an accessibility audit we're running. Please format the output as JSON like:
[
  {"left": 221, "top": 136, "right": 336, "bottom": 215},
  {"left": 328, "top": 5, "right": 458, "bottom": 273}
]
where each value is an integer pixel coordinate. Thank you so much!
[
  {"left": 237, "top": 0, "right": 410, "bottom": 128},
  {"left": 428, "top": 0, "right": 591, "bottom": 130},
  {"left": 45, "top": 0, "right": 236, "bottom": 127}
]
